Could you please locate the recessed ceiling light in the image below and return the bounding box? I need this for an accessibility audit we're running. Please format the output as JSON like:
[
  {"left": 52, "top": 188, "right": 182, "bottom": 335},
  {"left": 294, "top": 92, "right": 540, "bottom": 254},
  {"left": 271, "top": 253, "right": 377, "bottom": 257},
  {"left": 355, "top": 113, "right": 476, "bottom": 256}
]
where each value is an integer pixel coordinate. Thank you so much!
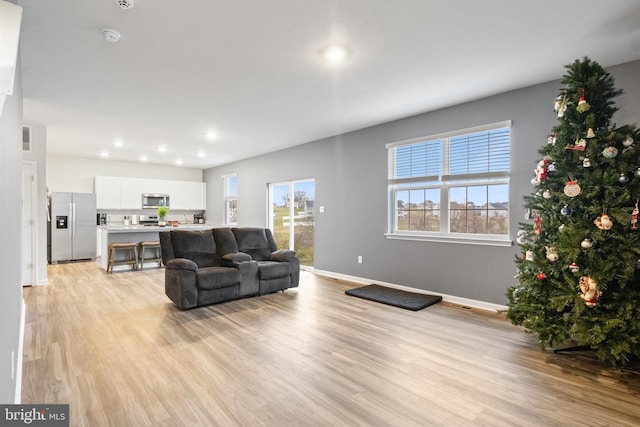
[
  {"left": 158, "top": 146, "right": 167, "bottom": 153},
  {"left": 102, "top": 28, "right": 121, "bottom": 43},
  {"left": 100, "top": 151, "right": 109, "bottom": 158},
  {"left": 140, "top": 155, "right": 148, "bottom": 162},
  {"left": 197, "top": 151, "right": 205, "bottom": 158},
  {"left": 176, "top": 159, "right": 183, "bottom": 166},
  {"left": 113, "top": 140, "right": 123, "bottom": 147},
  {"left": 205, "top": 131, "right": 218, "bottom": 141},
  {"left": 321, "top": 45, "right": 350, "bottom": 64},
  {"left": 114, "top": 0, "right": 134, "bottom": 10}
]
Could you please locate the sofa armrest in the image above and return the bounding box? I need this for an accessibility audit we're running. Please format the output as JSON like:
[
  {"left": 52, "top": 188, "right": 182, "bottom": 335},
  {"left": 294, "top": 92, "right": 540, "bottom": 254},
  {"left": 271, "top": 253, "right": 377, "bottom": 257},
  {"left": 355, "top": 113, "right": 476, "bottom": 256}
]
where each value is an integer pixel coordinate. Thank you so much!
[
  {"left": 164, "top": 259, "right": 199, "bottom": 309},
  {"left": 165, "top": 258, "right": 198, "bottom": 272},
  {"left": 222, "top": 252, "right": 252, "bottom": 263},
  {"left": 271, "top": 250, "right": 296, "bottom": 262}
]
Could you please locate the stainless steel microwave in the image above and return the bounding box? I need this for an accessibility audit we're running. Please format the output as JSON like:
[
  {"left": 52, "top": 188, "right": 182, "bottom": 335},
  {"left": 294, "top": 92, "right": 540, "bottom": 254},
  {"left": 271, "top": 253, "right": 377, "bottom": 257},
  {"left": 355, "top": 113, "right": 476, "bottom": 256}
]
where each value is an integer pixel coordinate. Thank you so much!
[{"left": 142, "top": 193, "right": 170, "bottom": 209}]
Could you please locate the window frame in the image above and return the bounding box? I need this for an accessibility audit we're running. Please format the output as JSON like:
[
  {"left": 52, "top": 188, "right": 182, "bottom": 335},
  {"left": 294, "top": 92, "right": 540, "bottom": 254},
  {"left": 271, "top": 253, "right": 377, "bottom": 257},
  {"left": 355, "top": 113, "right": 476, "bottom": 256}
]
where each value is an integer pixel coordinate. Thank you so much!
[
  {"left": 386, "top": 121, "right": 512, "bottom": 247},
  {"left": 222, "top": 173, "right": 238, "bottom": 226}
]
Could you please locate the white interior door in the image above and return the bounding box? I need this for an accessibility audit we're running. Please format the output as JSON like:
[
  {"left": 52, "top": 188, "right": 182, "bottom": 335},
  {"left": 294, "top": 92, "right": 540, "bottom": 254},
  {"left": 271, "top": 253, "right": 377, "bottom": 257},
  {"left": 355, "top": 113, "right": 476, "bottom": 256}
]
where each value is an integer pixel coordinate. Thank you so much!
[{"left": 21, "top": 162, "right": 36, "bottom": 286}]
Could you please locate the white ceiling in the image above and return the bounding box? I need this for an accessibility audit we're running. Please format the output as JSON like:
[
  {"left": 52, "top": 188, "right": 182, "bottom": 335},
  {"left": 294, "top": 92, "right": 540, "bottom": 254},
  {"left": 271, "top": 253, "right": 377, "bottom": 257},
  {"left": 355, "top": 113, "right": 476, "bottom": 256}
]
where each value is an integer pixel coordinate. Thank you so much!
[{"left": 18, "top": 0, "right": 640, "bottom": 169}]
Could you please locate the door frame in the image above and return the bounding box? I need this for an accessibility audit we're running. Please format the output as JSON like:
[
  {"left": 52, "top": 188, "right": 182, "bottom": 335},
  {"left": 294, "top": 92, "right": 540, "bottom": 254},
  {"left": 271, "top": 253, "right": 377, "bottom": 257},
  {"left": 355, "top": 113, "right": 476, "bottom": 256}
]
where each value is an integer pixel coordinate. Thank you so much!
[
  {"left": 268, "top": 178, "right": 315, "bottom": 266},
  {"left": 21, "top": 161, "right": 37, "bottom": 286}
]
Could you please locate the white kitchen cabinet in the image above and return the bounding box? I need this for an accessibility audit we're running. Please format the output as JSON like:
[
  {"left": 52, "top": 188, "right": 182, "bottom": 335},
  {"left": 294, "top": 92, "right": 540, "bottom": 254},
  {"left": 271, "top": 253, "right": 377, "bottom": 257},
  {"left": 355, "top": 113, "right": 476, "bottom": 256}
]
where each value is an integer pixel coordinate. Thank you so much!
[
  {"left": 95, "top": 176, "right": 121, "bottom": 209},
  {"left": 142, "top": 179, "right": 168, "bottom": 195},
  {"left": 186, "top": 182, "right": 206, "bottom": 210},
  {"left": 165, "top": 180, "right": 187, "bottom": 210},
  {"left": 120, "top": 178, "right": 144, "bottom": 209},
  {"left": 95, "top": 176, "right": 205, "bottom": 211}
]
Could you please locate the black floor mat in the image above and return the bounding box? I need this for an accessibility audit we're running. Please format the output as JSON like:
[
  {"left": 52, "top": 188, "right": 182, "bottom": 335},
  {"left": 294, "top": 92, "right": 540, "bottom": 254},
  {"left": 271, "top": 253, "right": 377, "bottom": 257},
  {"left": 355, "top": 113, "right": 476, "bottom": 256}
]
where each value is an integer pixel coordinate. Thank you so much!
[{"left": 345, "top": 284, "right": 442, "bottom": 311}]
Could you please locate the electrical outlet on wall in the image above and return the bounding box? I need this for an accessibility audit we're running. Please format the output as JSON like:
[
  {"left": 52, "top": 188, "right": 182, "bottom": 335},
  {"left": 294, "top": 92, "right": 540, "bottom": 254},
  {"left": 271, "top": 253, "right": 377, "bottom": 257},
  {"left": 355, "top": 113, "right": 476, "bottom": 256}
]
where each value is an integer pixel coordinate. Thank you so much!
[{"left": 357, "top": 256, "right": 363, "bottom": 264}]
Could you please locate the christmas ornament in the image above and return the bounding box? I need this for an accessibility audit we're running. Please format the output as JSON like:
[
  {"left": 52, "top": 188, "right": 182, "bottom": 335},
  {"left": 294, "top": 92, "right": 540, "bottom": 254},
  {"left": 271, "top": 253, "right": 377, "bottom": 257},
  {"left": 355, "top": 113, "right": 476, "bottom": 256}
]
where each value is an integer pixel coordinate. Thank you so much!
[
  {"left": 579, "top": 276, "right": 601, "bottom": 307},
  {"left": 560, "top": 205, "right": 570, "bottom": 216},
  {"left": 568, "top": 262, "right": 580, "bottom": 273},
  {"left": 566, "top": 137, "right": 587, "bottom": 152},
  {"left": 547, "top": 133, "right": 557, "bottom": 145},
  {"left": 563, "top": 179, "right": 581, "bottom": 197},
  {"left": 623, "top": 136, "right": 634, "bottom": 147},
  {"left": 545, "top": 246, "right": 558, "bottom": 262},
  {"left": 542, "top": 189, "right": 552, "bottom": 199},
  {"left": 602, "top": 146, "right": 618, "bottom": 158},
  {"left": 631, "top": 201, "right": 639, "bottom": 230},
  {"left": 547, "top": 162, "right": 557, "bottom": 173},
  {"left": 618, "top": 173, "right": 629, "bottom": 184},
  {"left": 533, "top": 214, "right": 542, "bottom": 235},
  {"left": 534, "top": 159, "right": 548, "bottom": 183},
  {"left": 582, "top": 157, "right": 591, "bottom": 167},
  {"left": 554, "top": 96, "right": 567, "bottom": 117},
  {"left": 577, "top": 90, "right": 591, "bottom": 113},
  {"left": 536, "top": 272, "right": 547, "bottom": 281},
  {"left": 635, "top": 168, "right": 640, "bottom": 178},
  {"left": 580, "top": 238, "right": 594, "bottom": 248},
  {"left": 525, "top": 250, "right": 534, "bottom": 261},
  {"left": 558, "top": 224, "right": 566, "bottom": 232},
  {"left": 594, "top": 213, "right": 613, "bottom": 230},
  {"left": 586, "top": 128, "right": 596, "bottom": 138}
]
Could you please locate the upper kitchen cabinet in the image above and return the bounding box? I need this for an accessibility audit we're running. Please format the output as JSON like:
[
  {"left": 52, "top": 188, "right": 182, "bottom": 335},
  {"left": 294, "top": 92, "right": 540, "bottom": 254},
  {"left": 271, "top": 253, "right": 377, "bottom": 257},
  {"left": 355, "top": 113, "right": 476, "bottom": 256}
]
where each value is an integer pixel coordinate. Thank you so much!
[
  {"left": 95, "top": 176, "right": 205, "bottom": 210},
  {"left": 95, "top": 176, "right": 121, "bottom": 209},
  {"left": 186, "top": 182, "right": 206, "bottom": 210},
  {"left": 164, "top": 180, "right": 186, "bottom": 210},
  {"left": 120, "top": 178, "right": 144, "bottom": 210}
]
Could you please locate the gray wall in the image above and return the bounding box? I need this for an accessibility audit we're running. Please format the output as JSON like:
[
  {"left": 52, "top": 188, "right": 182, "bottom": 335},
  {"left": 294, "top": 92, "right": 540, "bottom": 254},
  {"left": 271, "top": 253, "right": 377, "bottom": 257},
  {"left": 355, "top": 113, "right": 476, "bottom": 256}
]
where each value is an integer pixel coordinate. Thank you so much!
[
  {"left": 206, "top": 59, "right": 640, "bottom": 305},
  {"left": 0, "top": 47, "right": 23, "bottom": 401}
]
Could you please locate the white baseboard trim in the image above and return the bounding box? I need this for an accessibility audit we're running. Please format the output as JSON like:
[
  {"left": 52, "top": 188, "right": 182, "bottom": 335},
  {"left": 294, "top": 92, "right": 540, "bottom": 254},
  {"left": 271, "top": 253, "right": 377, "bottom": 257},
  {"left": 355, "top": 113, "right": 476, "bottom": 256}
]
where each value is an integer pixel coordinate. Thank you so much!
[
  {"left": 311, "top": 268, "right": 508, "bottom": 313},
  {"left": 15, "top": 298, "right": 25, "bottom": 404}
]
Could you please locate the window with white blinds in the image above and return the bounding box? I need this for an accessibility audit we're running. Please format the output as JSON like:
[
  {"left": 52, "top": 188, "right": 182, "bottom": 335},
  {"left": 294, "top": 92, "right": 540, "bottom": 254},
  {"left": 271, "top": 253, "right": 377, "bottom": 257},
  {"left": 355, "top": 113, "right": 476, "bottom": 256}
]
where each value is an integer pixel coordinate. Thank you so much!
[{"left": 386, "top": 121, "right": 511, "bottom": 245}]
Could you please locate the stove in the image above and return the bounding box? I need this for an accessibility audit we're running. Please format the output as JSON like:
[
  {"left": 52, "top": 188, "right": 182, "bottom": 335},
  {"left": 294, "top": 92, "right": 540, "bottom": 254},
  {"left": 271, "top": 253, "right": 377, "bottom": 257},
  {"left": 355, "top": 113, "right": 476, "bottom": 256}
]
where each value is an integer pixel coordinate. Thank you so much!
[{"left": 139, "top": 214, "right": 159, "bottom": 226}]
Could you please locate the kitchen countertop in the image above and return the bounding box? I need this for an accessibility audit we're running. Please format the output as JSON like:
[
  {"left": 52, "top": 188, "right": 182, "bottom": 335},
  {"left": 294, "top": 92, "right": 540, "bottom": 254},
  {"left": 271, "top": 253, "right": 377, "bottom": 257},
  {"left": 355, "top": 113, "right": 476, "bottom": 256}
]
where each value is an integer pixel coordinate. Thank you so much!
[{"left": 100, "top": 224, "right": 213, "bottom": 233}]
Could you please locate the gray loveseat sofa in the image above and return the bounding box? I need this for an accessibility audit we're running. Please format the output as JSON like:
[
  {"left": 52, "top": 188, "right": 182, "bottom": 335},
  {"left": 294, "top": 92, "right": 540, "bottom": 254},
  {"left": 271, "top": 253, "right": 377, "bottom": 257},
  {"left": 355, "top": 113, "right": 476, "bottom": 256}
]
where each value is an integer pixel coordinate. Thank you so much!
[{"left": 159, "top": 227, "right": 300, "bottom": 309}]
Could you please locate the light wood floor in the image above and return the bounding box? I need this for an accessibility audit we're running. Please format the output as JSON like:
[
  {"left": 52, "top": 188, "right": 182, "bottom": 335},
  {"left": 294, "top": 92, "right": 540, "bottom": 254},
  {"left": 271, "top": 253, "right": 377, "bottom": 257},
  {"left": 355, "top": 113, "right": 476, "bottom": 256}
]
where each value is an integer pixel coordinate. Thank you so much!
[{"left": 22, "top": 262, "right": 640, "bottom": 427}]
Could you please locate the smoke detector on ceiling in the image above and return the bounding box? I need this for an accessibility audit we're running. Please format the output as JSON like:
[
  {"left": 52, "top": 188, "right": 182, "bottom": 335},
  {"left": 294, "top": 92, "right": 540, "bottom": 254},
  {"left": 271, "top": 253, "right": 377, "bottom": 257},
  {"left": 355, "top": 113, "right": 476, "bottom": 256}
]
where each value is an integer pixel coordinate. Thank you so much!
[
  {"left": 102, "top": 29, "right": 121, "bottom": 43},
  {"left": 115, "top": 0, "right": 134, "bottom": 10}
]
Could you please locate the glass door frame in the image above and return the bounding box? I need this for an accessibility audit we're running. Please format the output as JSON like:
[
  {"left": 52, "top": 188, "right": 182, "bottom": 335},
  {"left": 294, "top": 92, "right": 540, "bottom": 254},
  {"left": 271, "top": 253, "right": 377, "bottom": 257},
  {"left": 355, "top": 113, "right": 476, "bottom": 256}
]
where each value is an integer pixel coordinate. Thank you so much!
[{"left": 268, "top": 178, "right": 315, "bottom": 266}]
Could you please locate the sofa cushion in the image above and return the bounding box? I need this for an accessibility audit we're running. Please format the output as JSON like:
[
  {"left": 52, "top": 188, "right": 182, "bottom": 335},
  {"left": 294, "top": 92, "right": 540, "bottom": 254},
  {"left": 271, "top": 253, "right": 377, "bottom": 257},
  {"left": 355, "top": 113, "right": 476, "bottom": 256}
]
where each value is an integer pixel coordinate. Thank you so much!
[
  {"left": 232, "top": 228, "right": 272, "bottom": 261},
  {"left": 171, "top": 230, "right": 217, "bottom": 268},
  {"left": 257, "top": 261, "right": 292, "bottom": 280},
  {"left": 196, "top": 266, "right": 241, "bottom": 290},
  {"left": 212, "top": 228, "right": 239, "bottom": 257}
]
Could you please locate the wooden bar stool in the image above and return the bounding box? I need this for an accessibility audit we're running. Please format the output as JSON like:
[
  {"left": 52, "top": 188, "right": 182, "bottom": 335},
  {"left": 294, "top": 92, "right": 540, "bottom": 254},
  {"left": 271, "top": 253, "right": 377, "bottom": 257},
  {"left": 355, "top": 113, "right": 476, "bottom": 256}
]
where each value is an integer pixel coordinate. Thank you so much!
[
  {"left": 138, "top": 241, "right": 162, "bottom": 269},
  {"left": 107, "top": 242, "right": 138, "bottom": 273}
]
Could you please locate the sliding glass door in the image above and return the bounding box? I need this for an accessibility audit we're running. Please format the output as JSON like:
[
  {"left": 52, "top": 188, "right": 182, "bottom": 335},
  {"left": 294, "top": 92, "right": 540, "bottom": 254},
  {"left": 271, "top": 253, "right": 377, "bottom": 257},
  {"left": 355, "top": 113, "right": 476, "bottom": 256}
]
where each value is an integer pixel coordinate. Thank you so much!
[{"left": 269, "top": 179, "right": 315, "bottom": 267}]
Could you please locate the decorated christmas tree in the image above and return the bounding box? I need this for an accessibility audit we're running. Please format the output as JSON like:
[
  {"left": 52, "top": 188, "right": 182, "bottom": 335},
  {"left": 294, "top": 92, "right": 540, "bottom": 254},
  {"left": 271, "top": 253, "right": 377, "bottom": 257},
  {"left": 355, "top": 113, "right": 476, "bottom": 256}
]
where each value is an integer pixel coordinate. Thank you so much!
[{"left": 507, "top": 57, "right": 640, "bottom": 367}]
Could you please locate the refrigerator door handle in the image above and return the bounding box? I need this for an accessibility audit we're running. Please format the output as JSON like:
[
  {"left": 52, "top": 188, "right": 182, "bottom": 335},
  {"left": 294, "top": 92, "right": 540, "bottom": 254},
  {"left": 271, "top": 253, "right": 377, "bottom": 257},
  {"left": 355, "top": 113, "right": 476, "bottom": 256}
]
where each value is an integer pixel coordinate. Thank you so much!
[{"left": 72, "top": 202, "right": 76, "bottom": 239}]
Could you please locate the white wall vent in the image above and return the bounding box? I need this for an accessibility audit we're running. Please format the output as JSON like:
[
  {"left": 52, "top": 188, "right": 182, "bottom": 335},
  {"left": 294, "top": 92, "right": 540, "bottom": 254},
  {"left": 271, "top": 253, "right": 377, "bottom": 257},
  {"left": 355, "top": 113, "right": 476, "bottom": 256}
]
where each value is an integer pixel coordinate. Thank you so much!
[{"left": 22, "top": 126, "right": 31, "bottom": 152}]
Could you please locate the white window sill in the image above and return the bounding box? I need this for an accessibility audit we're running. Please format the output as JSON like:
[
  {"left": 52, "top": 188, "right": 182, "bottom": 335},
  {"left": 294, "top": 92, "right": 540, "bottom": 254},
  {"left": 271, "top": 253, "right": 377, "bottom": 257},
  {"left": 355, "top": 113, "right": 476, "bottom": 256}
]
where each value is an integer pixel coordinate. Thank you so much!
[{"left": 385, "top": 232, "right": 513, "bottom": 247}]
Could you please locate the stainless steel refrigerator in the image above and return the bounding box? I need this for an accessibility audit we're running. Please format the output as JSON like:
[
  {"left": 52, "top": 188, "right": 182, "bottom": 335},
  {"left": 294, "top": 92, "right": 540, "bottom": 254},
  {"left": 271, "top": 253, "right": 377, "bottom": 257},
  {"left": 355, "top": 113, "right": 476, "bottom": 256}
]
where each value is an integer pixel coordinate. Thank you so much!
[{"left": 49, "top": 192, "right": 97, "bottom": 263}]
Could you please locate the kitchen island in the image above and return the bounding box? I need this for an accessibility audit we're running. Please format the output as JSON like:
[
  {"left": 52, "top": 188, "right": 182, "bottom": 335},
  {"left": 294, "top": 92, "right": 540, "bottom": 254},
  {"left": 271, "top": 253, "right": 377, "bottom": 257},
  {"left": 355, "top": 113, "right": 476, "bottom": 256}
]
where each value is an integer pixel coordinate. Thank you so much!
[{"left": 98, "top": 224, "right": 213, "bottom": 271}]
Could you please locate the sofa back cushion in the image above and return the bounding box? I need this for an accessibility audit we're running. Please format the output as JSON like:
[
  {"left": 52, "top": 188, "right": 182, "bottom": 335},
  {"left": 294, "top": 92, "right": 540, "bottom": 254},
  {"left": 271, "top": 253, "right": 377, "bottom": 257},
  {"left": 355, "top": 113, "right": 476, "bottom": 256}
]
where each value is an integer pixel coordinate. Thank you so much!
[
  {"left": 232, "top": 228, "right": 274, "bottom": 261},
  {"left": 170, "top": 230, "right": 218, "bottom": 268},
  {"left": 212, "top": 228, "right": 239, "bottom": 257}
]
